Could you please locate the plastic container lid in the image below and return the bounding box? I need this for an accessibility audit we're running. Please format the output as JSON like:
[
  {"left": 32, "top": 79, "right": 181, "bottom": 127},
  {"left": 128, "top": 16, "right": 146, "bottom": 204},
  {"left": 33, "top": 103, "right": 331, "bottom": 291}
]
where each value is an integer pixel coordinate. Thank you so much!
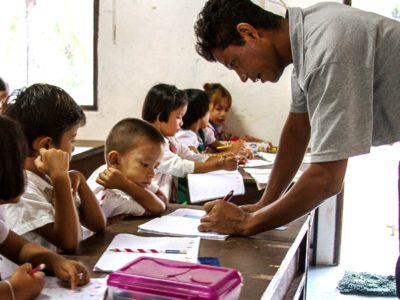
[{"left": 107, "top": 257, "right": 243, "bottom": 299}]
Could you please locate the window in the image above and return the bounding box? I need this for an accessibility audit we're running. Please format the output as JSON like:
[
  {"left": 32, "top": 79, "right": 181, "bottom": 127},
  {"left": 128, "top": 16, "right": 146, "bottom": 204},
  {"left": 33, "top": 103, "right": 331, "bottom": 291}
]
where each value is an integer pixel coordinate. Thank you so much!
[
  {"left": 351, "top": 0, "right": 400, "bottom": 21},
  {"left": 0, "top": 0, "right": 98, "bottom": 110}
]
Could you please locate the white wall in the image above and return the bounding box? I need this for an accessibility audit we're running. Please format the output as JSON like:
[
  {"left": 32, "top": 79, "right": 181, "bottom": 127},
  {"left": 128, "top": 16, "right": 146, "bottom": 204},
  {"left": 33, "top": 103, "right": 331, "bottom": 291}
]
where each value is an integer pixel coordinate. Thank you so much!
[{"left": 78, "top": 0, "right": 339, "bottom": 143}]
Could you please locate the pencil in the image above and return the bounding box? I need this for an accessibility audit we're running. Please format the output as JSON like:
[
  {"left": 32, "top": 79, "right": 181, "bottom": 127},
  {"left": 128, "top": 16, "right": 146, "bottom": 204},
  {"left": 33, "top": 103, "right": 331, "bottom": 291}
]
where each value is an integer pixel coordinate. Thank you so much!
[
  {"left": 109, "top": 248, "right": 187, "bottom": 254},
  {"left": 217, "top": 144, "right": 232, "bottom": 150},
  {"left": 29, "top": 263, "right": 46, "bottom": 275}
]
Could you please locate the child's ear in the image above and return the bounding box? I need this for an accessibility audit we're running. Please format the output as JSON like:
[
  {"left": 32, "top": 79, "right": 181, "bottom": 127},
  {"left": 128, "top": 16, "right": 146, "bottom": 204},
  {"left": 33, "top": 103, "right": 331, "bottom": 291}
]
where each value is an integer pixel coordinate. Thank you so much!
[
  {"left": 107, "top": 151, "right": 120, "bottom": 167},
  {"left": 33, "top": 136, "right": 52, "bottom": 151}
]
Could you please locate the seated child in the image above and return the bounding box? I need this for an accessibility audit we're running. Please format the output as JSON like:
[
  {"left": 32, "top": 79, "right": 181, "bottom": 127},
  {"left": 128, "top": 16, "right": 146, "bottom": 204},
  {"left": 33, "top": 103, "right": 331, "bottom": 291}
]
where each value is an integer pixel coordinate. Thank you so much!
[
  {"left": 0, "top": 115, "right": 89, "bottom": 298},
  {"left": 3, "top": 83, "right": 106, "bottom": 252},
  {"left": 87, "top": 118, "right": 167, "bottom": 222},
  {"left": 176, "top": 88, "right": 252, "bottom": 158},
  {"left": 142, "top": 83, "right": 238, "bottom": 203},
  {"left": 203, "top": 82, "right": 271, "bottom": 146},
  {"left": 175, "top": 88, "right": 211, "bottom": 153}
]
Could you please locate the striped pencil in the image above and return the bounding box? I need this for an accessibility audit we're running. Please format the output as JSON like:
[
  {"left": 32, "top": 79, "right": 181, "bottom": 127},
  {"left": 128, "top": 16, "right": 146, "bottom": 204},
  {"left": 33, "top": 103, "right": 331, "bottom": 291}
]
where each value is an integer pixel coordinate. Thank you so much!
[{"left": 109, "top": 248, "right": 187, "bottom": 254}]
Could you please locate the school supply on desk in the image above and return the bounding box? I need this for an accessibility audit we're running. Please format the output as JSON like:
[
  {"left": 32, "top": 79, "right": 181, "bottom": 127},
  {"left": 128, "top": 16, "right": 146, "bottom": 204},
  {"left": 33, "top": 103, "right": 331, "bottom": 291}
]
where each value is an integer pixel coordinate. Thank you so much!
[
  {"left": 243, "top": 168, "right": 303, "bottom": 190},
  {"left": 242, "top": 158, "right": 273, "bottom": 167},
  {"left": 138, "top": 208, "right": 229, "bottom": 240},
  {"left": 107, "top": 257, "right": 243, "bottom": 300},
  {"left": 217, "top": 144, "right": 232, "bottom": 150},
  {"left": 187, "top": 170, "right": 245, "bottom": 203},
  {"left": 29, "top": 263, "right": 45, "bottom": 275},
  {"left": 256, "top": 151, "right": 277, "bottom": 163},
  {"left": 36, "top": 277, "right": 107, "bottom": 300},
  {"left": 93, "top": 233, "right": 200, "bottom": 272}
]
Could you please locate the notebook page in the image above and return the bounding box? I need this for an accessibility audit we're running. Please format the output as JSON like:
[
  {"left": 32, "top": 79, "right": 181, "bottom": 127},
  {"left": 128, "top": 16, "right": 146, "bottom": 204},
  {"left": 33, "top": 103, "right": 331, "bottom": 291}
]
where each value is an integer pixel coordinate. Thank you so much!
[{"left": 93, "top": 234, "right": 200, "bottom": 272}]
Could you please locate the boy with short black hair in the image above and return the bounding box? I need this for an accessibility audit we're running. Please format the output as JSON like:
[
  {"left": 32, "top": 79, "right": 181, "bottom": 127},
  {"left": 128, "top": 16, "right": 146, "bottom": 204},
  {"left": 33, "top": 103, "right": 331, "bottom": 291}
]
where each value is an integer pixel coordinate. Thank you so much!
[
  {"left": 3, "top": 83, "right": 106, "bottom": 252},
  {"left": 87, "top": 118, "right": 167, "bottom": 222}
]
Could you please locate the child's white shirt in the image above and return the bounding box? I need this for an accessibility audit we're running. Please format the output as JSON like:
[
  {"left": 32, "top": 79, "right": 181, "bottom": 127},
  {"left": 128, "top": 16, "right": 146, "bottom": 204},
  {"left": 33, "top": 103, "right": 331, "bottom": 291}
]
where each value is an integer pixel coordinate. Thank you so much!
[
  {"left": 5, "top": 170, "right": 82, "bottom": 251},
  {"left": 202, "top": 126, "right": 217, "bottom": 145},
  {"left": 175, "top": 129, "right": 200, "bottom": 148},
  {"left": 0, "top": 206, "right": 9, "bottom": 244},
  {"left": 154, "top": 137, "right": 208, "bottom": 200},
  {"left": 87, "top": 164, "right": 159, "bottom": 218}
]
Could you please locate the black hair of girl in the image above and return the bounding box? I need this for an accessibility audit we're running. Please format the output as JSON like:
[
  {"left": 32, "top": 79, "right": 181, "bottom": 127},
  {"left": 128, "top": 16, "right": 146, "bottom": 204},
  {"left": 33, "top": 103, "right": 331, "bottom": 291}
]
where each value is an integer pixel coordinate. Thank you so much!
[
  {"left": 181, "top": 89, "right": 210, "bottom": 130},
  {"left": 0, "top": 77, "right": 9, "bottom": 91},
  {"left": 142, "top": 83, "right": 188, "bottom": 123},
  {"left": 3, "top": 83, "right": 86, "bottom": 156},
  {"left": 0, "top": 115, "right": 27, "bottom": 201}
]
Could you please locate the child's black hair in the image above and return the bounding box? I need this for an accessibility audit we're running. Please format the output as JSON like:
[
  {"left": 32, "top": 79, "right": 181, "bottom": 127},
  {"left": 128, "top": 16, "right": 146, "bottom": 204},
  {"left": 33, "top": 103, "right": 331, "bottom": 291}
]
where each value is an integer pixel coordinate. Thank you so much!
[
  {"left": 181, "top": 89, "right": 210, "bottom": 129},
  {"left": 3, "top": 83, "right": 86, "bottom": 156},
  {"left": 0, "top": 115, "right": 27, "bottom": 201},
  {"left": 106, "top": 118, "right": 165, "bottom": 155},
  {"left": 142, "top": 83, "right": 188, "bottom": 123}
]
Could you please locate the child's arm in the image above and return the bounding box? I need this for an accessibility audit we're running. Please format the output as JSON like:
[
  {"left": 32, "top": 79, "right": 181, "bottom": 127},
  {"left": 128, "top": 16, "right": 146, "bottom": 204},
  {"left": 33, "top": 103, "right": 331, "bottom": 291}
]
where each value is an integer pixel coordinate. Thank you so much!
[
  {"left": 97, "top": 167, "right": 166, "bottom": 215},
  {"left": 69, "top": 170, "right": 106, "bottom": 233},
  {"left": 0, "top": 230, "right": 89, "bottom": 293},
  {"left": 34, "top": 148, "right": 81, "bottom": 252},
  {"left": 193, "top": 155, "right": 238, "bottom": 173}
]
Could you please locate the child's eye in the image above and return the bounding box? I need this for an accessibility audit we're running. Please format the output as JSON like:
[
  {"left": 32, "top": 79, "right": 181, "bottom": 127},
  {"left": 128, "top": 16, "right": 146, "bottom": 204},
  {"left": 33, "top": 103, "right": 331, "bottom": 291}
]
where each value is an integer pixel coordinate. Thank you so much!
[{"left": 141, "top": 162, "right": 149, "bottom": 168}]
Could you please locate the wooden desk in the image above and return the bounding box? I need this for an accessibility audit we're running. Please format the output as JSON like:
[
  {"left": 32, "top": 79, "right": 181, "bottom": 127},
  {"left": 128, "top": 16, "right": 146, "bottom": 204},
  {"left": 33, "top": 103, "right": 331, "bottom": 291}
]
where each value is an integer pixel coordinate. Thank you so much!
[
  {"left": 70, "top": 140, "right": 105, "bottom": 178},
  {"left": 63, "top": 205, "right": 313, "bottom": 300}
]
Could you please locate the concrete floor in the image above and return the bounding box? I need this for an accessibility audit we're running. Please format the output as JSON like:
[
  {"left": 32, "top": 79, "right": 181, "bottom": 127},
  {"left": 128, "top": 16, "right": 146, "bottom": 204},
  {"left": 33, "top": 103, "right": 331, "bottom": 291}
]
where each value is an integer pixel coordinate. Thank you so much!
[{"left": 307, "top": 144, "right": 400, "bottom": 299}]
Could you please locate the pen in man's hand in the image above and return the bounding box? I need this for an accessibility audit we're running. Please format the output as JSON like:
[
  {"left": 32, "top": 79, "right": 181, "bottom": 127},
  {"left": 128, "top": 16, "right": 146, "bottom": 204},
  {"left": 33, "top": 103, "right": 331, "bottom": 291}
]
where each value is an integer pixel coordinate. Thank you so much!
[
  {"left": 29, "top": 263, "right": 45, "bottom": 275},
  {"left": 223, "top": 190, "right": 234, "bottom": 202}
]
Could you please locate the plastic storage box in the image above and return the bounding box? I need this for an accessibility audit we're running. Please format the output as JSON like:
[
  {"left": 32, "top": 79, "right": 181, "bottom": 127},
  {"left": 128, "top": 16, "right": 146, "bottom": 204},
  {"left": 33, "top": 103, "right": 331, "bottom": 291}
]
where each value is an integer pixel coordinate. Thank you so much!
[{"left": 107, "top": 257, "right": 243, "bottom": 299}]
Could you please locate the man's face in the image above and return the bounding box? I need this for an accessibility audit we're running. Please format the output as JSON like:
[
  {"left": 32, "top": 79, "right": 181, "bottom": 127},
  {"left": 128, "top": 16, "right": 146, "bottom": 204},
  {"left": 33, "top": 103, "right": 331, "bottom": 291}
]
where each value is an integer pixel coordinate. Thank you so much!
[{"left": 212, "top": 25, "right": 286, "bottom": 83}]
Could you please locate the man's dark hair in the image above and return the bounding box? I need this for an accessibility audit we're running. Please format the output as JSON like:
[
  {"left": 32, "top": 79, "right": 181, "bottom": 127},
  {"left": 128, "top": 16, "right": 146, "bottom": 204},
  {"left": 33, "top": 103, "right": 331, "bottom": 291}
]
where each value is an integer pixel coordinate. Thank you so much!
[
  {"left": 106, "top": 118, "right": 165, "bottom": 155},
  {"left": 194, "top": 0, "right": 283, "bottom": 61},
  {"left": 0, "top": 115, "right": 27, "bottom": 201},
  {"left": 0, "top": 77, "right": 9, "bottom": 91},
  {"left": 181, "top": 89, "right": 210, "bottom": 130},
  {"left": 142, "top": 83, "right": 188, "bottom": 123},
  {"left": 3, "top": 83, "right": 86, "bottom": 156}
]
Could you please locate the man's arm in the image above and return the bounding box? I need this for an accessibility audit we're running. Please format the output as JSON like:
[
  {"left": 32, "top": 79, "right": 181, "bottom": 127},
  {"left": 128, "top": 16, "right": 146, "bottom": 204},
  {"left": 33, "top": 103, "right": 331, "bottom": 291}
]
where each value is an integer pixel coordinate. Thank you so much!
[{"left": 261, "top": 112, "right": 310, "bottom": 203}]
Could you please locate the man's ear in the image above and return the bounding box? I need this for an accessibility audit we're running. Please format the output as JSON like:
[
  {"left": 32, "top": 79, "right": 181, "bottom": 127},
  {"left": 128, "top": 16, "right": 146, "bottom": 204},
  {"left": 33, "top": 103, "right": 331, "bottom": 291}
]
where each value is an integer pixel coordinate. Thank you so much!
[
  {"left": 236, "top": 23, "right": 260, "bottom": 40},
  {"left": 33, "top": 136, "right": 52, "bottom": 151},
  {"left": 107, "top": 151, "right": 120, "bottom": 168}
]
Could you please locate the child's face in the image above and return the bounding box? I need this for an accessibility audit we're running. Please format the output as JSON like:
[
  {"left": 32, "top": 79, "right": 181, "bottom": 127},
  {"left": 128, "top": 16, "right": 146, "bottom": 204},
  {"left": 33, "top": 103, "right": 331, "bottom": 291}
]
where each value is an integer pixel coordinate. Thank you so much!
[
  {"left": 118, "top": 137, "right": 163, "bottom": 188},
  {"left": 209, "top": 97, "right": 231, "bottom": 125},
  {"left": 160, "top": 105, "right": 187, "bottom": 137},
  {"left": 199, "top": 111, "right": 210, "bottom": 129},
  {"left": 51, "top": 123, "right": 79, "bottom": 159}
]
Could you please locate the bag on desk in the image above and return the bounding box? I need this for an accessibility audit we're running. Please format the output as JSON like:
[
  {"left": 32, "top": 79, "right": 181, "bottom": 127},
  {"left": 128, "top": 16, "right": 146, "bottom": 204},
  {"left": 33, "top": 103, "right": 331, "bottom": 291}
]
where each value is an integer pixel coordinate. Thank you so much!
[{"left": 107, "top": 256, "right": 243, "bottom": 299}]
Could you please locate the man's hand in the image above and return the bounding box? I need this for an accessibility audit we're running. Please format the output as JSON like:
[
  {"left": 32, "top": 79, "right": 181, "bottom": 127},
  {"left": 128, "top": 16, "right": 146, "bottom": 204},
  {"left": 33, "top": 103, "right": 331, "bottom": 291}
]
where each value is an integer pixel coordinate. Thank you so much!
[{"left": 198, "top": 200, "right": 251, "bottom": 235}]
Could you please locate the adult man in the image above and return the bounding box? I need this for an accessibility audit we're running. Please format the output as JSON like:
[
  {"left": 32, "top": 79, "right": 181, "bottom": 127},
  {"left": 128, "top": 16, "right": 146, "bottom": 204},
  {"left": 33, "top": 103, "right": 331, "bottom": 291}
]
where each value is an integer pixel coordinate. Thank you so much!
[{"left": 194, "top": 0, "right": 400, "bottom": 236}]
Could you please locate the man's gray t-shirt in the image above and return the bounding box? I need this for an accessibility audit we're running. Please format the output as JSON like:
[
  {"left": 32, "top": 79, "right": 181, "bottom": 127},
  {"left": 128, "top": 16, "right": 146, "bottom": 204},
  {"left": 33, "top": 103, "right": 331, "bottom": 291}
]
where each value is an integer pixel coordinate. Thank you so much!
[{"left": 288, "top": 3, "right": 400, "bottom": 163}]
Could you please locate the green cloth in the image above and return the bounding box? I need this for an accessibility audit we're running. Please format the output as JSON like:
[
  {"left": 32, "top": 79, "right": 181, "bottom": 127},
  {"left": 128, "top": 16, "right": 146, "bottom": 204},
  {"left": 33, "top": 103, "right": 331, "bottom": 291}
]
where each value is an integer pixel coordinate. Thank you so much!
[{"left": 337, "top": 271, "right": 396, "bottom": 297}]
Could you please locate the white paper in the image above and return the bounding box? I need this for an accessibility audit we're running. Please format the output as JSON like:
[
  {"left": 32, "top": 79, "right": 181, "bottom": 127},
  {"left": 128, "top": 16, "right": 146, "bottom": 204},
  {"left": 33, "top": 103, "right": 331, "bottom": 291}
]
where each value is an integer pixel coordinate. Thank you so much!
[
  {"left": 93, "top": 234, "right": 200, "bottom": 272},
  {"left": 256, "top": 152, "right": 276, "bottom": 162},
  {"left": 37, "top": 277, "right": 107, "bottom": 300},
  {"left": 187, "top": 170, "right": 244, "bottom": 203},
  {"left": 243, "top": 168, "right": 303, "bottom": 190},
  {"left": 138, "top": 209, "right": 229, "bottom": 240},
  {"left": 242, "top": 159, "right": 273, "bottom": 168}
]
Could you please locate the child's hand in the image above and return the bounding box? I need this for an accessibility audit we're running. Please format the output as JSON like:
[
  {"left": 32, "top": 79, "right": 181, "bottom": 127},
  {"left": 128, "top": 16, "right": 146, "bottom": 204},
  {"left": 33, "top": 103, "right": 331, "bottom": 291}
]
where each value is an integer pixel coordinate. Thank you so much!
[
  {"left": 96, "top": 167, "right": 128, "bottom": 190},
  {"left": 69, "top": 170, "right": 83, "bottom": 198},
  {"left": 53, "top": 259, "right": 90, "bottom": 289},
  {"left": 220, "top": 155, "right": 238, "bottom": 171},
  {"left": 35, "top": 148, "right": 69, "bottom": 179},
  {"left": 8, "top": 263, "right": 45, "bottom": 300}
]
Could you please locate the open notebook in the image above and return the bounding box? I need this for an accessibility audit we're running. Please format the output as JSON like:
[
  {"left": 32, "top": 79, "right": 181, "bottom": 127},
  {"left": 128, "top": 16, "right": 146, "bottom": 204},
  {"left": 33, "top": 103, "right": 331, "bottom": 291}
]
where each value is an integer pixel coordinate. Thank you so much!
[
  {"left": 93, "top": 233, "right": 200, "bottom": 272},
  {"left": 138, "top": 208, "right": 229, "bottom": 240},
  {"left": 187, "top": 170, "right": 245, "bottom": 203}
]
